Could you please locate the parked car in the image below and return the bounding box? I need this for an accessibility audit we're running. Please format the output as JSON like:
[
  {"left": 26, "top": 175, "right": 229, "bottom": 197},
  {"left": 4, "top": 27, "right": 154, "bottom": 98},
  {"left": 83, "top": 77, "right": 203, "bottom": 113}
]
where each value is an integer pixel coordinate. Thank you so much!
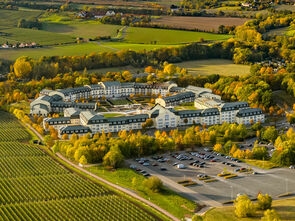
[
  {"left": 160, "top": 167, "right": 167, "bottom": 171},
  {"left": 129, "top": 165, "right": 136, "bottom": 169},
  {"left": 177, "top": 164, "right": 186, "bottom": 169},
  {"left": 143, "top": 173, "right": 150, "bottom": 177},
  {"left": 152, "top": 162, "right": 158, "bottom": 166},
  {"left": 234, "top": 168, "right": 241, "bottom": 172},
  {"left": 143, "top": 162, "right": 150, "bottom": 166},
  {"left": 289, "top": 165, "right": 295, "bottom": 169}
]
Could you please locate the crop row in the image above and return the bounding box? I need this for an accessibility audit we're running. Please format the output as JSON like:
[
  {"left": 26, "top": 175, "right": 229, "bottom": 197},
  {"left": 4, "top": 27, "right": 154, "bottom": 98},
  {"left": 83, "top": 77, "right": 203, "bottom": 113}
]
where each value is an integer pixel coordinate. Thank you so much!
[
  {"left": 0, "top": 155, "right": 69, "bottom": 178},
  {"left": 0, "top": 195, "right": 156, "bottom": 221},
  {"left": 0, "top": 142, "right": 44, "bottom": 157},
  {"left": 0, "top": 173, "right": 110, "bottom": 204},
  {"left": 0, "top": 129, "right": 31, "bottom": 142}
]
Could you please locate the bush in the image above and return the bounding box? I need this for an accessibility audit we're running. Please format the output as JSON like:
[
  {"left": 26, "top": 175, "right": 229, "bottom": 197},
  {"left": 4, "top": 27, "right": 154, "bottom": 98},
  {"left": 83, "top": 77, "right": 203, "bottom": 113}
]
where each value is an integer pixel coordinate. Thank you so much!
[
  {"left": 257, "top": 193, "right": 272, "bottom": 210},
  {"left": 142, "top": 176, "right": 163, "bottom": 193},
  {"left": 192, "top": 214, "right": 203, "bottom": 221},
  {"left": 261, "top": 209, "right": 281, "bottom": 221},
  {"left": 234, "top": 195, "right": 256, "bottom": 218}
]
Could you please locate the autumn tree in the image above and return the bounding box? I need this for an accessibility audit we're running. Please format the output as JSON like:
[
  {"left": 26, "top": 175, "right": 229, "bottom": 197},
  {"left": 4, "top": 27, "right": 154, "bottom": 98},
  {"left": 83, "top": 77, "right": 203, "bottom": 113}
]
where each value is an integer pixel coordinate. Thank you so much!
[
  {"left": 234, "top": 195, "right": 256, "bottom": 218},
  {"left": 257, "top": 193, "right": 272, "bottom": 210},
  {"left": 142, "top": 176, "right": 163, "bottom": 193},
  {"left": 103, "top": 145, "right": 124, "bottom": 168},
  {"left": 13, "top": 56, "right": 33, "bottom": 79},
  {"left": 261, "top": 209, "right": 281, "bottom": 221}
]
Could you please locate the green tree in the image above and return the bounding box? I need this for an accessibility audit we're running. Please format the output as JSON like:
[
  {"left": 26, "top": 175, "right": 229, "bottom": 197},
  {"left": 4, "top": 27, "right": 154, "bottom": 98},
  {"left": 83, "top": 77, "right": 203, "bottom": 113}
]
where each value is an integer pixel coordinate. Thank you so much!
[
  {"left": 103, "top": 145, "right": 124, "bottom": 168},
  {"left": 262, "top": 127, "right": 278, "bottom": 143},
  {"left": 142, "top": 176, "right": 163, "bottom": 193}
]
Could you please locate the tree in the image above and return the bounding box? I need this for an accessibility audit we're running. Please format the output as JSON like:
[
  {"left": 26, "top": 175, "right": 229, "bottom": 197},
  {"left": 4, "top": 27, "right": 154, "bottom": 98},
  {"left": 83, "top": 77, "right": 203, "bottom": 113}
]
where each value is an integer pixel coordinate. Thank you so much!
[
  {"left": 261, "top": 209, "right": 281, "bottom": 221},
  {"left": 79, "top": 155, "right": 88, "bottom": 165},
  {"left": 142, "top": 176, "right": 163, "bottom": 192},
  {"left": 262, "top": 127, "right": 278, "bottom": 143},
  {"left": 192, "top": 215, "right": 203, "bottom": 221},
  {"left": 103, "top": 145, "right": 124, "bottom": 168},
  {"left": 234, "top": 195, "right": 256, "bottom": 218},
  {"left": 44, "top": 135, "right": 54, "bottom": 147},
  {"left": 142, "top": 118, "right": 154, "bottom": 129},
  {"left": 13, "top": 56, "right": 32, "bottom": 79},
  {"left": 213, "top": 144, "right": 224, "bottom": 153},
  {"left": 62, "top": 134, "right": 69, "bottom": 140},
  {"left": 257, "top": 193, "right": 272, "bottom": 210}
]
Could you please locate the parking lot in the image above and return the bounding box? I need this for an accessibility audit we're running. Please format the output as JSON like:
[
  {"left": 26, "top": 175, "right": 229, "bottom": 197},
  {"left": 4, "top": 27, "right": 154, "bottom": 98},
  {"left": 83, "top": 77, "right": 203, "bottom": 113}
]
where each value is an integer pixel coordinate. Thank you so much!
[{"left": 127, "top": 149, "right": 295, "bottom": 206}]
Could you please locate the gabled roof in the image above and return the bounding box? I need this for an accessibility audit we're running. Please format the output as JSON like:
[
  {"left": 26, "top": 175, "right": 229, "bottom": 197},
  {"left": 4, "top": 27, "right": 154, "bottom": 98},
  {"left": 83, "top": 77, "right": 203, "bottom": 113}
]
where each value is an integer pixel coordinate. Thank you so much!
[
  {"left": 220, "top": 101, "right": 249, "bottom": 111},
  {"left": 202, "top": 108, "right": 220, "bottom": 115},
  {"left": 161, "top": 92, "right": 195, "bottom": 102},
  {"left": 236, "top": 108, "right": 263, "bottom": 117},
  {"left": 60, "top": 125, "right": 91, "bottom": 134},
  {"left": 101, "top": 81, "right": 121, "bottom": 87}
]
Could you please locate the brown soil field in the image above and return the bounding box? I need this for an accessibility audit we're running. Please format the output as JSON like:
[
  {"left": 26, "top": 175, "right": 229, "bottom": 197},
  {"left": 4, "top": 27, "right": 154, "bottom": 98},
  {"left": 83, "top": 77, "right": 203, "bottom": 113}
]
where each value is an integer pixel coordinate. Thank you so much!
[{"left": 152, "top": 16, "right": 250, "bottom": 31}]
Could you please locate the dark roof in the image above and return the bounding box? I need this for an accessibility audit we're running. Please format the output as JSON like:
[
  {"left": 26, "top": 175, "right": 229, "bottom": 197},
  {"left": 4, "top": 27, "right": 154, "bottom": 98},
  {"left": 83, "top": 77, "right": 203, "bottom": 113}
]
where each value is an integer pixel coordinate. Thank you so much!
[
  {"left": 175, "top": 109, "right": 202, "bottom": 118},
  {"left": 236, "top": 108, "right": 263, "bottom": 117},
  {"left": 60, "top": 125, "right": 91, "bottom": 134},
  {"left": 108, "top": 114, "right": 149, "bottom": 125},
  {"left": 221, "top": 101, "right": 249, "bottom": 111},
  {"left": 162, "top": 92, "right": 195, "bottom": 103},
  {"left": 101, "top": 81, "right": 121, "bottom": 87},
  {"left": 151, "top": 110, "right": 159, "bottom": 118},
  {"left": 201, "top": 108, "right": 220, "bottom": 116}
]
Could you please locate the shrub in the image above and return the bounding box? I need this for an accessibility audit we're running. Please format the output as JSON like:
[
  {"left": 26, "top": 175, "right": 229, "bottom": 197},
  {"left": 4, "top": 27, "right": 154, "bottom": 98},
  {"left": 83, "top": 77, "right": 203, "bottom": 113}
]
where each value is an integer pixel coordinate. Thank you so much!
[
  {"left": 234, "top": 195, "right": 256, "bottom": 218},
  {"left": 257, "top": 193, "right": 272, "bottom": 210},
  {"left": 261, "top": 209, "right": 281, "bottom": 221},
  {"left": 142, "top": 176, "right": 163, "bottom": 193},
  {"left": 224, "top": 174, "right": 237, "bottom": 179},
  {"left": 192, "top": 214, "right": 203, "bottom": 221}
]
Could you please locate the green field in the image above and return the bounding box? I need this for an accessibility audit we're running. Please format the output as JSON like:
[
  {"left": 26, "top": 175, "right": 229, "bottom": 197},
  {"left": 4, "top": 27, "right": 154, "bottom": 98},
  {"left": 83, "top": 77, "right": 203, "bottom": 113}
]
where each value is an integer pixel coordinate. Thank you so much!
[
  {"left": 87, "top": 165, "right": 198, "bottom": 219},
  {"left": 124, "top": 27, "right": 232, "bottom": 44},
  {"left": 0, "top": 111, "right": 160, "bottom": 220},
  {"left": 203, "top": 197, "right": 295, "bottom": 221},
  {"left": 0, "top": 27, "right": 75, "bottom": 45},
  {"left": 0, "top": 42, "right": 178, "bottom": 61},
  {"left": 175, "top": 59, "right": 250, "bottom": 76},
  {"left": 0, "top": 9, "right": 42, "bottom": 28},
  {"left": 103, "top": 113, "right": 126, "bottom": 117}
]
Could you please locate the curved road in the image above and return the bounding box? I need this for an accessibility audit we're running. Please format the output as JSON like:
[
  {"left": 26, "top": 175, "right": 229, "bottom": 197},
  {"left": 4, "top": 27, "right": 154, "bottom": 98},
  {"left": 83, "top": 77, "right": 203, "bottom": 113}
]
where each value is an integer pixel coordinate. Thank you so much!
[{"left": 26, "top": 124, "right": 179, "bottom": 221}]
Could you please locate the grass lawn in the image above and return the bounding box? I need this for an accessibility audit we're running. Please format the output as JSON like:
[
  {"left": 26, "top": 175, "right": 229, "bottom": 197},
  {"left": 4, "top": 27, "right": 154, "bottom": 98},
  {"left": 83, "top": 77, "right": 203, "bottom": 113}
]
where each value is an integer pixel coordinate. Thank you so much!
[
  {"left": 86, "top": 165, "right": 198, "bottom": 219},
  {"left": 0, "top": 42, "right": 177, "bottom": 61},
  {"left": 88, "top": 65, "right": 144, "bottom": 74},
  {"left": 0, "top": 9, "right": 42, "bottom": 28},
  {"left": 103, "top": 113, "right": 125, "bottom": 117},
  {"left": 175, "top": 59, "right": 250, "bottom": 76},
  {"left": 0, "top": 28, "right": 75, "bottom": 45},
  {"left": 124, "top": 27, "right": 232, "bottom": 44},
  {"left": 203, "top": 197, "right": 295, "bottom": 221},
  {"left": 243, "top": 159, "right": 279, "bottom": 170}
]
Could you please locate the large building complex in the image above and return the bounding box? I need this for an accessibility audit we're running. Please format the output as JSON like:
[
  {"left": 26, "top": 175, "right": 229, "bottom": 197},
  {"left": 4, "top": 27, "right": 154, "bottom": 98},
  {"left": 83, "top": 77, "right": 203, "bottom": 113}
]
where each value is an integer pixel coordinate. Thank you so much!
[{"left": 33, "top": 81, "right": 265, "bottom": 138}]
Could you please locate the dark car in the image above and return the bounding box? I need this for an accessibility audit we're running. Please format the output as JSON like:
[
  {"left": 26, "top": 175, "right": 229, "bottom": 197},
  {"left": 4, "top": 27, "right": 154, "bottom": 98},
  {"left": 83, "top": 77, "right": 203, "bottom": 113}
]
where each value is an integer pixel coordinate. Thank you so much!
[{"left": 160, "top": 167, "right": 167, "bottom": 171}]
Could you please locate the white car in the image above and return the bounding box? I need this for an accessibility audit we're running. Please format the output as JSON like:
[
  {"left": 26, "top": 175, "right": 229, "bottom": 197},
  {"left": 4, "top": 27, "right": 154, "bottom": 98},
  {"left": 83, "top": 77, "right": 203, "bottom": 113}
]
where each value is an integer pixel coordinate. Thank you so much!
[
  {"left": 143, "top": 162, "right": 150, "bottom": 166},
  {"left": 177, "top": 164, "right": 186, "bottom": 169},
  {"left": 289, "top": 165, "right": 295, "bottom": 169}
]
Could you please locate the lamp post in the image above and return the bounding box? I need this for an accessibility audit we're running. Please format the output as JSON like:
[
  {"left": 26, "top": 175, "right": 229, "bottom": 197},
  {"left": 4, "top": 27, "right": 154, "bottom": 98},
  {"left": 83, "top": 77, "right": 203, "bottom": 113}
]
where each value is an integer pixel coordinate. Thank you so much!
[{"left": 231, "top": 186, "right": 233, "bottom": 201}]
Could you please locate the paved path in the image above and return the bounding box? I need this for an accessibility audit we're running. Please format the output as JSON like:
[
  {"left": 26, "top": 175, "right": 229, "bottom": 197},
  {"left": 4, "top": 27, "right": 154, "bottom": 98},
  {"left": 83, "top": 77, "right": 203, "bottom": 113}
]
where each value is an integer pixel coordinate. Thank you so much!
[
  {"left": 56, "top": 154, "right": 180, "bottom": 221},
  {"left": 127, "top": 160, "right": 222, "bottom": 208},
  {"left": 25, "top": 123, "right": 179, "bottom": 221}
]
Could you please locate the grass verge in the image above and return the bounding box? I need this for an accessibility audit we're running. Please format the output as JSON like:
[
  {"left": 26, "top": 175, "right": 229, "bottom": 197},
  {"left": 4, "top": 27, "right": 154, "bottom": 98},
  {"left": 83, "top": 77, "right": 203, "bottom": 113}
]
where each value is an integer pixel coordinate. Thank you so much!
[
  {"left": 203, "top": 197, "right": 295, "bottom": 221},
  {"left": 86, "top": 165, "right": 198, "bottom": 219},
  {"left": 243, "top": 159, "right": 278, "bottom": 169}
]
